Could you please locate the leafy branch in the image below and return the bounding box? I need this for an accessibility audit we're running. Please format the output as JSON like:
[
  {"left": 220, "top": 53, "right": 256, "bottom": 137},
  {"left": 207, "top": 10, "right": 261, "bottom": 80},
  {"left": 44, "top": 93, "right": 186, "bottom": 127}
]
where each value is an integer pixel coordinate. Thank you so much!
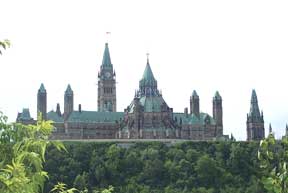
[
  {"left": 258, "top": 134, "right": 288, "bottom": 193},
  {"left": 0, "top": 39, "right": 10, "bottom": 55},
  {"left": 0, "top": 112, "right": 66, "bottom": 193}
]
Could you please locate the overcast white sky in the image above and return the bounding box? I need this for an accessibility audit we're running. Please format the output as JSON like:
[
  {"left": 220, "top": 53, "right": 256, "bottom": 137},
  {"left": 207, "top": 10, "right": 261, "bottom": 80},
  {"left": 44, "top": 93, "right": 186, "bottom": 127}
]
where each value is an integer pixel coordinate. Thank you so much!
[{"left": 1, "top": 0, "right": 288, "bottom": 140}]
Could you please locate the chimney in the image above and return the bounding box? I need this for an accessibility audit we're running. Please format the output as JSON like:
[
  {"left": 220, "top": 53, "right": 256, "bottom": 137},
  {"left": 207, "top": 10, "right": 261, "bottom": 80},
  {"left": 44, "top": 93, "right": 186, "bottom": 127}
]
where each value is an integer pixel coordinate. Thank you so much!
[
  {"left": 56, "top": 103, "right": 61, "bottom": 116},
  {"left": 184, "top": 107, "right": 188, "bottom": 117},
  {"left": 78, "top": 104, "right": 82, "bottom": 113}
]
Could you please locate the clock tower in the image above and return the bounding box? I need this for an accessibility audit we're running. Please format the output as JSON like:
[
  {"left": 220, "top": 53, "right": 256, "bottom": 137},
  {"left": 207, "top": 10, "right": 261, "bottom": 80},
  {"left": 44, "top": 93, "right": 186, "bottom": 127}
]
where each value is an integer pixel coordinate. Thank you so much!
[{"left": 98, "top": 43, "right": 117, "bottom": 112}]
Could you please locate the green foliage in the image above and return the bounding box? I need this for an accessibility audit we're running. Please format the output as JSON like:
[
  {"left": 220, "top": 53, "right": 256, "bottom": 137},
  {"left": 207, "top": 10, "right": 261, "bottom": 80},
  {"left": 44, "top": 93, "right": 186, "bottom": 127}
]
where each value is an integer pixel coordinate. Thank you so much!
[
  {"left": 50, "top": 183, "right": 78, "bottom": 193},
  {"left": 44, "top": 141, "right": 265, "bottom": 193},
  {"left": 93, "top": 185, "right": 114, "bottom": 193},
  {"left": 73, "top": 172, "right": 88, "bottom": 191},
  {"left": 0, "top": 112, "right": 66, "bottom": 193},
  {"left": 258, "top": 134, "right": 288, "bottom": 193},
  {"left": 0, "top": 39, "right": 10, "bottom": 55}
]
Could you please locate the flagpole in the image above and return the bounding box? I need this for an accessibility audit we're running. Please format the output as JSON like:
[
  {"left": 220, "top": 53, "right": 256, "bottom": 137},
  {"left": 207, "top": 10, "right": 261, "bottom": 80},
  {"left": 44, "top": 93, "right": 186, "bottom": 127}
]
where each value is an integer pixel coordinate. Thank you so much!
[{"left": 106, "top": 32, "right": 111, "bottom": 44}]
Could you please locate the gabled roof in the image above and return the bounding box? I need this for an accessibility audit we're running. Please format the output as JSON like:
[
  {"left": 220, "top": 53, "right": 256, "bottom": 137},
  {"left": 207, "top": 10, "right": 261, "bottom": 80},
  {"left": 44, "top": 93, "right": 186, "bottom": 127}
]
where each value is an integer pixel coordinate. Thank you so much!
[
  {"left": 173, "top": 112, "right": 216, "bottom": 125},
  {"left": 67, "top": 111, "right": 124, "bottom": 123},
  {"left": 47, "top": 111, "right": 64, "bottom": 123}
]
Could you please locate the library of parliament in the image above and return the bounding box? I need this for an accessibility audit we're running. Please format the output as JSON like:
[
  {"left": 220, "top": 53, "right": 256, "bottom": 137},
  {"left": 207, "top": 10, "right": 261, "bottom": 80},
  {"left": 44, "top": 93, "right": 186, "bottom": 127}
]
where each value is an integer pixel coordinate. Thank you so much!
[{"left": 16, "top": 43, "right": 270, "bottom": 141}]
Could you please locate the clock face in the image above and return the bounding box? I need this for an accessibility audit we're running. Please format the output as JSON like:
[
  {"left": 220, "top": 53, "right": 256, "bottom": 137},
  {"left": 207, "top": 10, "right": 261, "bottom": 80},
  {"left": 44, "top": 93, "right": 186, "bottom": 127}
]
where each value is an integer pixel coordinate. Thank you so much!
[{"left": 105, "top": 72, "right": 111, "bottom": 78}]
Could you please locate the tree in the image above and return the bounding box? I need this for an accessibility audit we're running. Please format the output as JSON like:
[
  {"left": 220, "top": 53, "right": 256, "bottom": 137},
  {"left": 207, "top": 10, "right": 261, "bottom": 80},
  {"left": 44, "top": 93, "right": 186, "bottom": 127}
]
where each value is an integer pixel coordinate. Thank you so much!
[
  {"left": 195, "top": 154, "right": 224, "bottom": 188},
  {"left": 73, "top": 172, "right": 88, "bottom": 192},
  {"left": 258, "top": 134, "right": 288, "bottom": 193},
  {"left": 0, "top": 39, "right": 10, "bottom": 55},
  {"left": 0, "top": 112, "right": 66, "bottom": 193}
]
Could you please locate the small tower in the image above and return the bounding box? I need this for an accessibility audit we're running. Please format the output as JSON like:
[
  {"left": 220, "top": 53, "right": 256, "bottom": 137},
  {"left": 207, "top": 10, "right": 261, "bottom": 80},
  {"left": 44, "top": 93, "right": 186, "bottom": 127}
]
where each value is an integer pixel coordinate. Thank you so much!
[
  {"left": 56, "top": 103, "right": 61, "bottom": 117},
  {"left": 190, "top": 90, "right": 199, "bottom": 118},
  {"left": 269, "top": 123, "right": 272, "bottom": 134},
  {"left": 246, "top": 89, "right": 265, "bottom": 141},
  {"left": 97, "top": 43, "right": 116, "bottom": 112},
  {"left": 64, "top": 84, "right": 74, "bottom": 120},
  {"left": 37, "top": 83, "right": 47, "bottom": 120},
  {"left": 213, "top": 91, "right": 223, "bottom": 126},
  {"left": 286, "top": 124, "right": 288, "bottom": 136}
]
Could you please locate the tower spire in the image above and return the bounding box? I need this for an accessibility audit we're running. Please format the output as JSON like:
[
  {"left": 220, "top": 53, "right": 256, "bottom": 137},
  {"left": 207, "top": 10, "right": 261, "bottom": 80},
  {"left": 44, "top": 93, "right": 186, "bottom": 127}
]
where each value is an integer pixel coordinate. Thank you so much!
[
  {"left": 139, "top": 56, "right": 159, "bottom": 97},
  {"left": 102, "top": 43, "right": 112, "bottom": 66},
  {"left": 246, "top": 89, "right": 265, "bottom": 141},
  {"left": 250, "top": 89, "right": 261, "bottom": 118},
  {"left": 98, "top": 42, "right": 117, "bottom": 112},
  {"left": 141, "top": 54, "right": 156, "bottom": 83}
]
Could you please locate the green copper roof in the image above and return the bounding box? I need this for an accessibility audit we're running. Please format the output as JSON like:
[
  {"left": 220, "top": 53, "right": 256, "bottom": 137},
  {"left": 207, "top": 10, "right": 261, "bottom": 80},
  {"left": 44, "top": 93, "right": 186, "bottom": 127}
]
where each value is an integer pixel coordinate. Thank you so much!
[
  {"left": 251, "top": 89, "right": 258, "bottom": 102},
  {"left": 67, "top": 111, "right": 124, "bottom": 123},
  {"left": 102, "top": 43, "right": 112, "bottom": 66},
  {"left": 173, "top": 112, "right": 216, "bottom": 125},
  {"left": 47, "top": 111, "right": 64, "bottom": 123},
  {"left": 65, "top": 84, "right": 73, "bottom": 95},
  {"left": 249, "top": 89, "right": 260, "bottom": 117},
  {"left": 140, "top": 96, "right": 166, "bottom": 112},
  {"left": 192, "top": 90, "right": 198, "bottom": 97},
  {"left": 139, "top": 61, "right": 158, "bottom": 90},
  {"left": 19, "top": 108, "right": 32, "bottom": 120},
  {"left": 128, "top": 95, "right": 167, "bottom": 113},
  {"left": 142, "top": 62, "right": 156, "bottom": 82},
  {"left": 38, "top": 83, "right": 46, "bottom": 93},
  {"left": 214, "top": 91, "right": 222, "bottom": 100}
]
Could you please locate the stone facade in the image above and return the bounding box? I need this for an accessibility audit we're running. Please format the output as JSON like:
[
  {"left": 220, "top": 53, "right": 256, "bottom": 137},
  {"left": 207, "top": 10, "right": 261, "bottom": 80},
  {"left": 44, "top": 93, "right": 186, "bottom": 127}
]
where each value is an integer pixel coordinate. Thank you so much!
[
  {"left": 118, "top": 59, "right": 223, "bottom": 140},
  {"left": 17, "top": 43, "right": 225, "bottom": 140}
]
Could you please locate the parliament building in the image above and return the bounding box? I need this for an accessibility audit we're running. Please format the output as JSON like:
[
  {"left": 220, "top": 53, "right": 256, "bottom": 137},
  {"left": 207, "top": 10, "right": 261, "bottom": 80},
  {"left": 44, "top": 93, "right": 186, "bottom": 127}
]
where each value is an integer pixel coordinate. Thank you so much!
[{"left": 17, "top": 43, "right": 226, "bottom": 140}]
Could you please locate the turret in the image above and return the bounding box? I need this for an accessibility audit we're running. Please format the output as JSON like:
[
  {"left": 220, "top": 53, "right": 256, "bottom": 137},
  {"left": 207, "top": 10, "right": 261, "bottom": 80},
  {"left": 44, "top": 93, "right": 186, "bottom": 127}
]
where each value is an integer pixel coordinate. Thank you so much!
[
  {"left": 37, "top": 83, "right": 47, "bottom": 120},
  {"left": 190, "top": 90, "right": 199, "bottom": 118},
  {"left": 64, "top": 84, "right": 73, "bottom": 120},
  {"left": 269, "top": 123, "right": 273, "bottom": 134},
  {"left": 56, "top": 103, "right": 61, "bottom": 117},
  {"left": 246, "top": 89, "right": 265, "bottom": 141},
  {"left": 213, "top": 91, "right": 223, "bottom": 126}
]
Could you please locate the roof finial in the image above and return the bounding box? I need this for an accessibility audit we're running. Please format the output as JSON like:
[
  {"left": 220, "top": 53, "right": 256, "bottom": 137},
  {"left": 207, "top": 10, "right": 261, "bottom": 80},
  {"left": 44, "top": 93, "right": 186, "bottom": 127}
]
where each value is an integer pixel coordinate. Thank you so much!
[{"left": 146, "top": 53, "right": 150, "bottom": 64}]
